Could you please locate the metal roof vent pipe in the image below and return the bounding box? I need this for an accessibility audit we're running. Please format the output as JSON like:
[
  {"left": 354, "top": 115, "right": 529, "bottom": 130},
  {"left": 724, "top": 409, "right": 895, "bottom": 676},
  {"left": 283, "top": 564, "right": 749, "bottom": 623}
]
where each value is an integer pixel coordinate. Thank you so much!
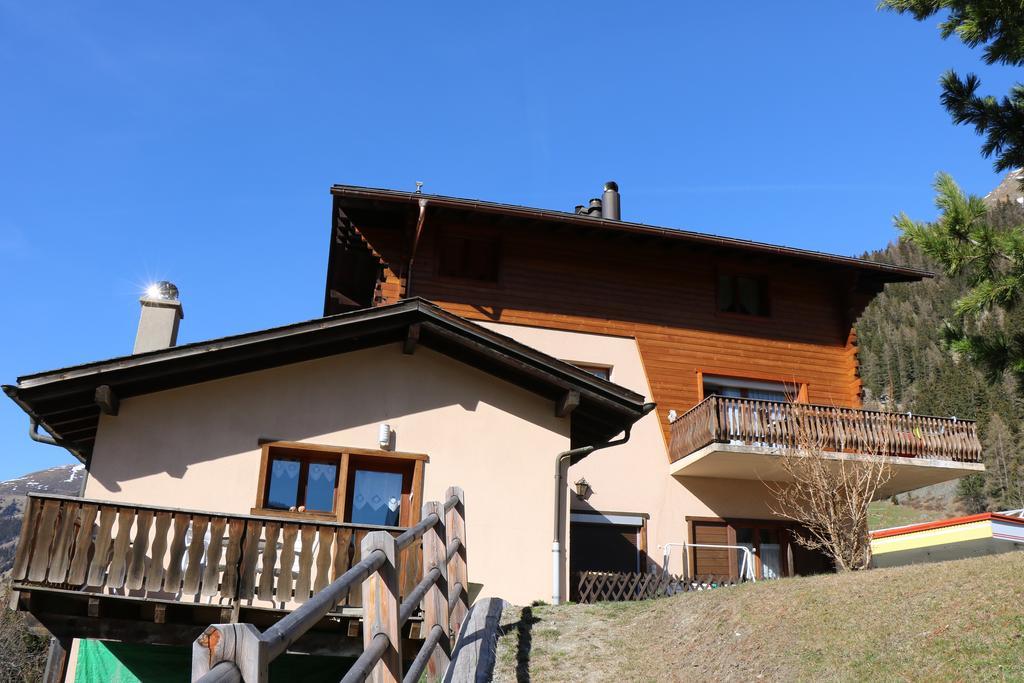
[
  {"left": 133, "top": 281, "right": 184, "bottom": 353},
  {"left": 601, "top": 181, "right": 620, "bottom": 220},
  {"left": 587, "top": 198, "right": 603, "bottom": 218}
]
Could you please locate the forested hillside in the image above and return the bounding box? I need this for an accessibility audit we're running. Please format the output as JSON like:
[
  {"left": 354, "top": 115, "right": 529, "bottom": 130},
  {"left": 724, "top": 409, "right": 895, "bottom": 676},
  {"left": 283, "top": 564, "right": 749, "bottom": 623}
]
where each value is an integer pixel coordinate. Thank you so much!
[{"left": 856, "top": 200, "right": 1024, "bottom": 513}]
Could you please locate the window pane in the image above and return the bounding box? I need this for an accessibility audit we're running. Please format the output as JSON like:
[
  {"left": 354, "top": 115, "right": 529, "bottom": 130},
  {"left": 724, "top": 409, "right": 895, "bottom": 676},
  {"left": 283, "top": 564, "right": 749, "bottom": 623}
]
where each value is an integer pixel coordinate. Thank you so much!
[
  {"left": 736, "top": 277, "right": 761, "bottom": 315},
  {"left": 573, "top": 363, "right": 611, "bottom": 381},
  {"left": 736, "top": 527, "right": 755, "bottom": 579},
  {"left": 267, "top": 458, "right": 301, "bottom": 510},
  {"left": 719, "top": 274, "right": 769, "bottom": 316},
  {"left": 705, "top": 383, "right": 743, "bottom": 398},
  {"left": 438, "top": 235, "right": 467, "bottom": 278},
  {"left": 305, "top": 463, "right": 337, "bottom": 512},
  {"left": 466, "top": 239, "right": 493, "bottom": 280},
  {"left": 748, "top": 388, "right": 787, "bottom": 402},
  {"left": 439, "top": 233, "right": 499, "bottom": 282},
  {"left": 717, "top": 274, "right": 734, "bottom": 312},
  {"left": 759, "top": 530, "right": 781, "bottom": 579},
  {"left": 350, "top": 470, "right": 403, "bottom": 526}
]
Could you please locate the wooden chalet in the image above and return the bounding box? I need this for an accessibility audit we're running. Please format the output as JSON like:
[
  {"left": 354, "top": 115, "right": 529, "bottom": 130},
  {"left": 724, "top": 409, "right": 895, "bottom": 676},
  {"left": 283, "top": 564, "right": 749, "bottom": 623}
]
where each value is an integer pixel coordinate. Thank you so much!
[{"left": 4, "top": 181, "right": 983, "bottom": 681}]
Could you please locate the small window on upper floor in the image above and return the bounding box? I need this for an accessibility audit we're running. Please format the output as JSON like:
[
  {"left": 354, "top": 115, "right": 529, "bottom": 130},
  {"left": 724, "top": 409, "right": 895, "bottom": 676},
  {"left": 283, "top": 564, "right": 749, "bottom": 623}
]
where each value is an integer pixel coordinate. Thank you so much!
[
  {"left": 717, "top": 274, "right": 770, "bottom": 317},
  {"left": 437, "top": 231, "right": 501, "bottom": 283},
  {"left": 571, "top": 363, "right": 612, "bottom": 381}
]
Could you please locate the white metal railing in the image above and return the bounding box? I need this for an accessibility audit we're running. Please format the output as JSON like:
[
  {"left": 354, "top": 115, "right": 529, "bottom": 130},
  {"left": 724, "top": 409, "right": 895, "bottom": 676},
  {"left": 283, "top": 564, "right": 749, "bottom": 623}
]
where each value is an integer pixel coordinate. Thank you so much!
[{"left": 660, "top": 542, "right": 757, "bottom": 583}]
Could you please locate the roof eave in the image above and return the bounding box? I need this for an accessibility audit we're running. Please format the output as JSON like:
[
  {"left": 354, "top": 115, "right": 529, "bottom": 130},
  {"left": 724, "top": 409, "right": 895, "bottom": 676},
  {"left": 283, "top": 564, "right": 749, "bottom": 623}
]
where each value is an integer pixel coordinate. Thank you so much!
[
  {"left": 6, "top": 298, "right": 649, "bottom": 459},
  {"left": 329, "top": 184, "right": 932, "bottom": 282}
]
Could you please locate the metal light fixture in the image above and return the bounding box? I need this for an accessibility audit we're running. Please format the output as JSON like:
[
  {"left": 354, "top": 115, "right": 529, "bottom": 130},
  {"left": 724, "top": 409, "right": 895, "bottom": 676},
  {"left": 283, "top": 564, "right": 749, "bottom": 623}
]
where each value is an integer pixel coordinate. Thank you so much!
[
  {"left": 574, "top": 477, "right": 590, "bottom": 498},
  {"left": 144, "top": 281, "right": 179, "bottom": 301}
]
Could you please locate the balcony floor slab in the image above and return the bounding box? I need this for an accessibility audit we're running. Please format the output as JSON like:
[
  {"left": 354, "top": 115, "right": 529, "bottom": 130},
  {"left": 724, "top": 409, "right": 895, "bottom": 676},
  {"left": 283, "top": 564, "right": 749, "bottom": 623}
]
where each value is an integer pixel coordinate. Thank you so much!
[{"left": 669, "top": 442, "right": 984, "bottom": 498}]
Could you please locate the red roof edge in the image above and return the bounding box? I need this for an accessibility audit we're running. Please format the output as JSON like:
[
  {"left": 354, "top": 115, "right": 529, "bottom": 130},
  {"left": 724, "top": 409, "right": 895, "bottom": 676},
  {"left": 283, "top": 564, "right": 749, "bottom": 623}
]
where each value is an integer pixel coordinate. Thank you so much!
[
  {"left": 871, "top": 512, "right": 1024, "bottom": 540},
  {"left": 871, "top": 513, "right": 994, "bottom": 539}
]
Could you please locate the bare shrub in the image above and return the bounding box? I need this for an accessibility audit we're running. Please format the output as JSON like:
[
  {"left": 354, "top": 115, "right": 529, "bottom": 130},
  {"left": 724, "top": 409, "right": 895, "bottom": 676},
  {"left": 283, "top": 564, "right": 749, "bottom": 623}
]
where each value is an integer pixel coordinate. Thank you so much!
[
  {"left": 0, "top": 585, "right": 49, "bottom": 682},
  {"left": 763, "top": 412, "right": 893, "bottom": 571}
]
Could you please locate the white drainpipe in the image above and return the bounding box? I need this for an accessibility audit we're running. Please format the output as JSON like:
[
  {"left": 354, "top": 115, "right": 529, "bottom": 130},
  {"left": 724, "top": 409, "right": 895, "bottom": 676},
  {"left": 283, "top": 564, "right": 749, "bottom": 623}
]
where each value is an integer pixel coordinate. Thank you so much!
[{"left": 551, "top": 402, "right": 655, "bottom": 605}]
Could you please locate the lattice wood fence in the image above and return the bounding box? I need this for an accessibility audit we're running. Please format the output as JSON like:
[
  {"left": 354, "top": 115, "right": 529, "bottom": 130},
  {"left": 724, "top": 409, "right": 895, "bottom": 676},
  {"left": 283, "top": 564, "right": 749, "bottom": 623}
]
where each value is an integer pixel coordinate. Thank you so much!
[{"left": 576, "top": 571, "right": 739, "bottom": 603}]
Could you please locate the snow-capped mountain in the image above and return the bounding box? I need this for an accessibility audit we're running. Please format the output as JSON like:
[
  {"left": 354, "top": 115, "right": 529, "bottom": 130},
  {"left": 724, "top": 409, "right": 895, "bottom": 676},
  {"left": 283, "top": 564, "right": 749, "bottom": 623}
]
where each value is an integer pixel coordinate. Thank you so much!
[{"left": 0, "top": 464, "right": 85, "bottom": 574}]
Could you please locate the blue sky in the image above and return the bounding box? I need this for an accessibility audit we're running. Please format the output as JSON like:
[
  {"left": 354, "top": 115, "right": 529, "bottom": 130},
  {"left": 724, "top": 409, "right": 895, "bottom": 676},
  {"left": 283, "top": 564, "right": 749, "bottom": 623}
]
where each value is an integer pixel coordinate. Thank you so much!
[{"left": 0, "top": 2, "right": 1018, "bottom": 480}]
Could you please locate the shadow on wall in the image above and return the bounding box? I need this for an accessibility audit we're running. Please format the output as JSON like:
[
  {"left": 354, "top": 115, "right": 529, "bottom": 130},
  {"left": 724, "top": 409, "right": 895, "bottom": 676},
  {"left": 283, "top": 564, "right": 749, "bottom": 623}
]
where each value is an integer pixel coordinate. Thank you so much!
[
  {"left": 676, "top": 475, "right": 784, "bottom": 522},
  {"left": 396, "top": 218, "right": 851, "bottom": 348},
  {"left": 89, "top": 344, "right": 565, "bottom": 492}
]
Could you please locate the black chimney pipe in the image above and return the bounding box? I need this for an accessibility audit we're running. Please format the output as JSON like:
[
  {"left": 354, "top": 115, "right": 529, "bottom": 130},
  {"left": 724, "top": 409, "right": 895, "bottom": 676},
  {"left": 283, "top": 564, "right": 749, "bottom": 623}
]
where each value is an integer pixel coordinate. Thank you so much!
[{"left": 601, "top": 181, "right": 620, "bottom": 220}]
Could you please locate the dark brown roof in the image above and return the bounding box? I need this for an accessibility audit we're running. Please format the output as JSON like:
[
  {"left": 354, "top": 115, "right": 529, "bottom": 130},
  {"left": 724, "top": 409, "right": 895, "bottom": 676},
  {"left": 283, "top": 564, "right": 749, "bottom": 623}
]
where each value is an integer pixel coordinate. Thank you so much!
[
  {"left": 330, "top": 184, "right": 932, "bottom": 282},
  {"left": 4, "top": 299, "right": 650, "bottom": 462}
]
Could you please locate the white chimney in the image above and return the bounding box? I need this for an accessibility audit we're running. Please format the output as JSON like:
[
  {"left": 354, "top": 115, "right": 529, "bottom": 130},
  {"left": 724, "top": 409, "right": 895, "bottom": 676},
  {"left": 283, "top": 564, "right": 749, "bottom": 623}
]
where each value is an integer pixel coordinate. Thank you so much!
[{"left": 134, "top": 281, "right": 183, "bottom": 353}]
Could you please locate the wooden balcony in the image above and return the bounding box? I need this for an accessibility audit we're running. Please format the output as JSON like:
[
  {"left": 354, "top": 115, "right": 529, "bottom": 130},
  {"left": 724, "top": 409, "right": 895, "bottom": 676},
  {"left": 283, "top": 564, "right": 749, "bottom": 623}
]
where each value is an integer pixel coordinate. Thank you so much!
[
  {"left": 668, "top": 396, "right": 984, "bottom": 496},
  {"left": 9, "top": 494, "right": 426, "bottom": 656}
]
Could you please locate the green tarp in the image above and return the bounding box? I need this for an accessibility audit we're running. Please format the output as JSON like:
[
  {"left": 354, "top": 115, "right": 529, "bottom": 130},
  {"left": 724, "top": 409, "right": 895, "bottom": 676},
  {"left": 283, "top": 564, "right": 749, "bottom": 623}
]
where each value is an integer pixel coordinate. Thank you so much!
[{"left": 74, "top": 640, "right": 355, "bottom": 682}]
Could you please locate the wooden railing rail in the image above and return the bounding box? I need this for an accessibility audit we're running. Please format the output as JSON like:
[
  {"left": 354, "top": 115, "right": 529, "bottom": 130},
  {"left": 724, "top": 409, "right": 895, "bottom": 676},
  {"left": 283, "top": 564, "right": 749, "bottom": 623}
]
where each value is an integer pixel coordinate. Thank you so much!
[
  {"left": 192, "top": 486, "right": 467, "bottom": 683},
  {"left": 668, "top": 395, "right": 983, "bottom": 464},
  {"left": 11, "top": 494, "right": 420, "bottom": 610}
]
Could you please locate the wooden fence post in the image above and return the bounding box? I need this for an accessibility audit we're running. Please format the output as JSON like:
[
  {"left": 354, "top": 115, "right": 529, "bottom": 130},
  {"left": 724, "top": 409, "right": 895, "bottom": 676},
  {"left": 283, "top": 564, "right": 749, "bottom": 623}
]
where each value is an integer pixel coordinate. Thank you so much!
[
  {"left": 361, "top": 531, "right": 402, "bottom": 683},
  {"left": 445, "top": 486, "right": 468, "bottom": 640},
  {"left": 421, "top": 501, "right": 450, "bottom": 681},
  {"left": 191, "top": 623, "right": 266, "bottom": 683}
]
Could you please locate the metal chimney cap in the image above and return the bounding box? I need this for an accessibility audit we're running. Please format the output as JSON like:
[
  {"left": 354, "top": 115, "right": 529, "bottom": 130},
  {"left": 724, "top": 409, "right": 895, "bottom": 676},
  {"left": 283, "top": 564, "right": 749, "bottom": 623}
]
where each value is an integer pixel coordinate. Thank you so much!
[
  {"left": 144, "top": 281, "right": 180, "bottom": 302},
  {"left": 604, "top": 181, "right": 619, "bottom": 192}
]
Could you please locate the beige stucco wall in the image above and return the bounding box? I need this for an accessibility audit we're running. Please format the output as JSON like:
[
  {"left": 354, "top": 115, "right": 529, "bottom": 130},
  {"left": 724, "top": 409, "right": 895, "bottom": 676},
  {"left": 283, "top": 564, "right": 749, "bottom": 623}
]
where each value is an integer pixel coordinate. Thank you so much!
[
  {"left": 84, "top": 343, "right": 569, "bottom": 605},
  {"left": 479, "top": 321, "right": 783, "bottom": 574}
]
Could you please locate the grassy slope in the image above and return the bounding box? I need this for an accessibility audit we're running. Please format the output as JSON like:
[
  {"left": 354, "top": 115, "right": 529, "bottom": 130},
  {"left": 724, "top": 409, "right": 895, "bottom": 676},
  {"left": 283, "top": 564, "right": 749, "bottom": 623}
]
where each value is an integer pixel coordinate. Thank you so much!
[{"left": 493, "top": 552, "right": 1024, "bottom": 682}]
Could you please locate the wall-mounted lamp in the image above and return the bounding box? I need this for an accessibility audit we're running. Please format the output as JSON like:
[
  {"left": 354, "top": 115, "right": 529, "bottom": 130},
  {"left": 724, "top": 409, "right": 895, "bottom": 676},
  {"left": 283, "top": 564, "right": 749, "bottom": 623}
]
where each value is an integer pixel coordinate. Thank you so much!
[
  {"left": 378, "top": 423, "right": 392, "bottom": 450},
  {"left": 574, "top": 477, "right": 590, "bottom": 498}
]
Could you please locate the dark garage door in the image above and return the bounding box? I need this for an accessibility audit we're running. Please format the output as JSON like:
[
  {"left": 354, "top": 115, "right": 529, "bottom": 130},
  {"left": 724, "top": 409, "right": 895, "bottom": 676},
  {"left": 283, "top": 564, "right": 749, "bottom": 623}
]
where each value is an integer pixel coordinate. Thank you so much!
[{"left": 569, "top": 521, "right": 640, "bottom": 599}]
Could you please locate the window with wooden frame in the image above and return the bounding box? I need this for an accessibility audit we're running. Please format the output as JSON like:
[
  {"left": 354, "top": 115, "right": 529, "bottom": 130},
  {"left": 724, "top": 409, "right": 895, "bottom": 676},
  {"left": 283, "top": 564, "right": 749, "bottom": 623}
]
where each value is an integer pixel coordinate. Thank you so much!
[
  {"left": 436, "top": 230, "right": 501, "bottom": 283},
  {"left": 699, "top": 373, "right": 807, "bottom": 404},
  {"left": 717, "top": 272, "right": 770, "bottom": 317},
  {"left": 253, "top": 442, "right": 427, "bottom": 527}
]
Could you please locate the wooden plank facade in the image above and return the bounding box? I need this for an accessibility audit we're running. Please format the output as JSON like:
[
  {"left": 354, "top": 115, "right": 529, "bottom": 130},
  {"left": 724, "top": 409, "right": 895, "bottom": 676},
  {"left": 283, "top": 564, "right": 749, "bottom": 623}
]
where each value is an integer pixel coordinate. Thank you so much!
[{"left": 328, "top": 194, "right": 910, "bottom": 450}]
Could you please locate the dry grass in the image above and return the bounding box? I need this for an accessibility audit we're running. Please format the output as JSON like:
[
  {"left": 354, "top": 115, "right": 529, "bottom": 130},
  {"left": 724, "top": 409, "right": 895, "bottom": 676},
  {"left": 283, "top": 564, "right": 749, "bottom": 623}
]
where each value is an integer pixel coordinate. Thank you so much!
[
  {"left": 493, "top": 552, "right": 1024, "bottom": 682},
  {"left": 868, "top": 500, "right": 948, "bottom": 530}
]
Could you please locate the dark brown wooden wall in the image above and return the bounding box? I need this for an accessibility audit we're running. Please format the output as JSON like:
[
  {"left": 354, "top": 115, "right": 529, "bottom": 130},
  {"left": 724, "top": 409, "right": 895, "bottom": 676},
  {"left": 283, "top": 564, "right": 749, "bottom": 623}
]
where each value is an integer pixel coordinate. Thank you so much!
[{"left": 352, "top": 215, "right": 866, "bottom": 448}]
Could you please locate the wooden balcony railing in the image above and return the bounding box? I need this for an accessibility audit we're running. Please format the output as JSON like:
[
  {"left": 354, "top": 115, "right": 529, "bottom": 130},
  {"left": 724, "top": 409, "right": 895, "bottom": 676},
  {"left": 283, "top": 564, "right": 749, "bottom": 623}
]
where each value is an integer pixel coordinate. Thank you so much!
[
  {"left": 11, "top": 494, "right": 421, "bottom": 610},
  {"left": 669, "top": 395, "right": 983, "bottom": 464},
  {"left": 193, "top": 487, "right": 467, "bottom": 683}
]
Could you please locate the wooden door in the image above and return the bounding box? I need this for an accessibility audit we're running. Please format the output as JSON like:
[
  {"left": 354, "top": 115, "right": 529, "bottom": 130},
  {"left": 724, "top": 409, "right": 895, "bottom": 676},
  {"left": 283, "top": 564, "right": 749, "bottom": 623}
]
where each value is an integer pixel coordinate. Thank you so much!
[{"left": 690, "top": 521, "right": 732, "bottom": 579}]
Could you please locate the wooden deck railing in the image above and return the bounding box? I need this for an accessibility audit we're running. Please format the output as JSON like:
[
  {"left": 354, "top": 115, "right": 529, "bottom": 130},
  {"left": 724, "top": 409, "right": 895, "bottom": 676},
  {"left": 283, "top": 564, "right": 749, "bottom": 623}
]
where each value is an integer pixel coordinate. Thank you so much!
[
  {"left": 191, "top": 486, "right": 468, "bottom": 683},
  {"left": 11, "top": 494, "right": 421, "bottom": 610},
  {"left": 669, "top": 395, "right": 982, "bottom": 464}
]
